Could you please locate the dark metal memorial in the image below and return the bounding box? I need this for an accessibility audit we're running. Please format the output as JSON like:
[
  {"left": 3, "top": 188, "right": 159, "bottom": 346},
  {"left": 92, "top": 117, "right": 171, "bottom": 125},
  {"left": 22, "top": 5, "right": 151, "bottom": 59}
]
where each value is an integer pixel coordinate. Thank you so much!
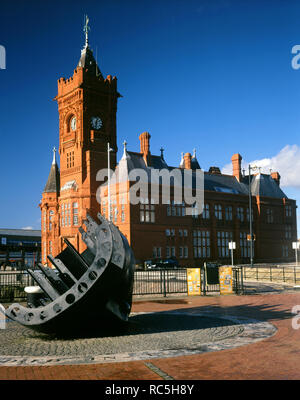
[{"left": 5, "top": 214, "right": 135, "bottom": 336}]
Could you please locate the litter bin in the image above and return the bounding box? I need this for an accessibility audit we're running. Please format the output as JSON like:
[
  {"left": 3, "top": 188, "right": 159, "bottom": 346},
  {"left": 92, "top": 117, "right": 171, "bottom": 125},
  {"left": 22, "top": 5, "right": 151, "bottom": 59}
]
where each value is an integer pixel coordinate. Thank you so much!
[{"left": 205, "top": 263, "right": 220, "bottom": 285}]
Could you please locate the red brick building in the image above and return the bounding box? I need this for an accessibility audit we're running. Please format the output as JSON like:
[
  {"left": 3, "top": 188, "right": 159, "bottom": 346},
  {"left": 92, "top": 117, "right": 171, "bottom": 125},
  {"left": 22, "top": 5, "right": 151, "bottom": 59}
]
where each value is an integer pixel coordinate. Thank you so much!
[
  {"left": 40, "top": 25, "right": 119, "bottom": 264},
  {"left": 40, "top": 24, "right": 297, "bottom": 267}
]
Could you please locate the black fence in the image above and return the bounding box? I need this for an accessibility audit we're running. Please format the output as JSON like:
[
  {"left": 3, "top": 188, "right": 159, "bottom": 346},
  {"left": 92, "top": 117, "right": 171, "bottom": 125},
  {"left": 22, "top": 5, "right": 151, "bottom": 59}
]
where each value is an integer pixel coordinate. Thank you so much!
[
  {"left": 0, "top": 271, "right": 35, "bottom": 302},
  {"left": 201, "top": 265, "right": 244, "bottom": 295},
  {"left": 133, "top": 268, "right": 188, "bottom": 296},
  {"left": 0, "top": 266, "right": 245, "bottom": 302},
  {"left": 242, "top": 264, "right": 300, "bottom": 285}
]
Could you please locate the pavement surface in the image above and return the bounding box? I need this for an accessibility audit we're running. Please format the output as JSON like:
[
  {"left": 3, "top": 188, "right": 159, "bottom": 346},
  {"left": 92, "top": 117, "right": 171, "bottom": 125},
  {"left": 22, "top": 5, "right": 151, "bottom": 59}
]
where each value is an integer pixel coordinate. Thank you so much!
[{"left": 1, "top": 282, "right": 300, "bottom": 380}]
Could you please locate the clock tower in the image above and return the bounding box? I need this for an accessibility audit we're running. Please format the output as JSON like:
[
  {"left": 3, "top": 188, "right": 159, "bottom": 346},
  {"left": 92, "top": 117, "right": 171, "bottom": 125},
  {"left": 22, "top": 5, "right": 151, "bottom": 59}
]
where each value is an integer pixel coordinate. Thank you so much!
[{"left": 40, "top": 16, "right": 120, "bottom": 263}]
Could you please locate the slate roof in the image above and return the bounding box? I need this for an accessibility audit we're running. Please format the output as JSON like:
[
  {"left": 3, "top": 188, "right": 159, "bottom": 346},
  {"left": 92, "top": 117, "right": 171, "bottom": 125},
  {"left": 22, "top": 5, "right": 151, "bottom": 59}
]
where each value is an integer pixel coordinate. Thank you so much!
[
  {"left": 249, "top": 173, "right": 287, "bottom": 199},
  {"left": 0, "top": 229, "right": 41, "bottom": 237},
  {"left": 77, "top": 46, "right": 103, "bottom": 78},
  {"left": 191, "top": 150, "right": 201, "bottom": 170},
  {"left": 110, "top": 150, "right": 288, "bottom": 199},
  {"left": 43, "top": 158, "right": 60, "bottom": 194}
]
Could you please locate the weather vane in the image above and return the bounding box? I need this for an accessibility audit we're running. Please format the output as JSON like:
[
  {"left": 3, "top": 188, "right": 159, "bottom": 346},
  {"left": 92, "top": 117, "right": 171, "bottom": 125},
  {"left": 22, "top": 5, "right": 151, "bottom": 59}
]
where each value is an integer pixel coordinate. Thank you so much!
[{"left": 83, "top": 15, "right": 90, "bottom": 48}]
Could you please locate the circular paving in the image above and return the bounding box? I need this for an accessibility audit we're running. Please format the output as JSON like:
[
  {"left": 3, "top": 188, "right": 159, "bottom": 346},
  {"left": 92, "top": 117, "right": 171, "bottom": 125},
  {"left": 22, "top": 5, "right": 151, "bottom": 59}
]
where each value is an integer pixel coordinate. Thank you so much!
[{"left": 0, "top": 310, "right": 276, "bottom": 366}]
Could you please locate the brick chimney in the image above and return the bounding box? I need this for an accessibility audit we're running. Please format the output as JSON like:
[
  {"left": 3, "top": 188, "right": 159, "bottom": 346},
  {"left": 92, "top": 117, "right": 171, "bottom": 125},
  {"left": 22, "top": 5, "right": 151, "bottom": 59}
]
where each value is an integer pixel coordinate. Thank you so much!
[
  {"left": 184, "top": 153, "right": 192, "bottom": 169},
  {"left": 139, "top": 131, "right": 151, "bottom": 165},
  {"left": 231, "top": 153, "right": 242, "bottom": 182},
  {"left": 271, "top": 171, "right": 281, "bottom": 186}
]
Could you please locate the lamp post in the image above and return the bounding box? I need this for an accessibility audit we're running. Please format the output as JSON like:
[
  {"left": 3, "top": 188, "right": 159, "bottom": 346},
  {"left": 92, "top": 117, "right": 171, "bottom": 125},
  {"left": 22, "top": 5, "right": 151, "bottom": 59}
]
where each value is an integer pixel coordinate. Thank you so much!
[
  {"left": 107, "top": 142, "right": 114, "bottom": 221},
  {"left": 293, "top": 242, "right": 300, "bottom": 266},
  {"left": 229, "top": 241, "right": 236, "bottom": 266},
  {"left": 248, "top": 165, "right": 258, "bottom": 267}
]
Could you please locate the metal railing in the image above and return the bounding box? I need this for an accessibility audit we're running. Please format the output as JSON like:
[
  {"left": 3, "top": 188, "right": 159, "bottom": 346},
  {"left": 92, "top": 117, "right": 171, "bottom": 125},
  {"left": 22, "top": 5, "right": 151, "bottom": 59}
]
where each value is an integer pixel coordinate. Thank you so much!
[
  {"left": 0, "top": 271, "right": 35, "bottom": 302},
  {"left": 242, "top": 265, "right": 300, "bottom": 285},
  {"left": 0, "top": 266, "right": 245, "bottom": 302},
  {"left": 133, "top": 269, "right": 188, "bottom": 296}
]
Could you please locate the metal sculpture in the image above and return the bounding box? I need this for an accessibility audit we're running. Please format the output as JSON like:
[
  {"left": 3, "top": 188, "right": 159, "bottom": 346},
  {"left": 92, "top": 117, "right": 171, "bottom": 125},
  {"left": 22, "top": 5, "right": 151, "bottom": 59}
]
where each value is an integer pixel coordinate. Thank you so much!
[{"left": 5, "top": 213, "right": 135, "bottom": 336}]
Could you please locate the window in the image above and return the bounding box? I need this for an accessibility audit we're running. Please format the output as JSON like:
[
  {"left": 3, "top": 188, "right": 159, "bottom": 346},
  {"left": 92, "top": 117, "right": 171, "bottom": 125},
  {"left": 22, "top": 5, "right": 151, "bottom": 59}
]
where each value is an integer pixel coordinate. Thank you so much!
[
  {"left": 165, "top": 229, "right": 170, "bottom": 236},
  {"left": 225, "top": 206, "right": 232, "bottom": 221},
  {"left": 43, "top": 242, "right": 46, "bottom": 262},
  {"left": 184, "top": 246, "right": 188, "bottom": 258},
  {"left": 43, "top": 211, "right": 46, "bottom": 232},
  {"left": 193, "top": 230, "right": 210, "bottom": 258},
  {"left": 171, "top": 229, "right": 175, "bottom": 237},
  {"left": 183, "top": 229, "right": 188, "bottom": 237},
  {"left": 282, "top": 245, "right": 289, "bottom": 257},
  {"left": 171, "top": 246, "right": 176, "bottom": 257},
  {"left": 73, "top": 202, "right": 78, "bottom": 226},
  {"left": 179, "top": 229, "right": 183, "bottom": 237},
  {"left": 68, "top": 203, "right": 71, "bottom": 226},
  {"left": 237, "top": 207, "right": 244, "bottom": 222},
  {"left": 167, "top": 201, "right": 185, "bottom": 217},
  {"left": 61, "top": 205, "right": 64, "bottom": 227},
  {"left": 240, "top": 232, "right": 251, "bottom": 258},
  {"left": 179, "top": 246, "right": 183, "bottom": 258},
  {"left": 153, "top": 247, "right": 161, "bottom": 258},
  {"left": 285, "top": 225, "right": 292, "bottom": 239},
  {"left": 64, "top": 204, "right": 68, "bottom": 226},
  {"left": 285, "top": 205, "right": 292, "bottom": 217},
  {"left": 192, "top": 203, "right": 199, "bottom": 218},
  {"left": 140, "top": 199, "right": 155, "bottom": 223},
  {"left": 214, "top": 204, "right": 222, "bottom": 220},
  {"left": 67, "top": 151, "right": 75, "bottom": 168},
  {"left": 166, "top": 246, "right": 170, "bottom": 258},
  {"left": 49, "top": 210, "right": 54, "bottom": 231},
  {"left": 217, "top": 231, "right": 233, "bottom": 257},
  {"left": 266, "top": 208, "right": 274, "bottom": 223},
  {"left": 202, "top": 204, "right": 210, "bottom": 219},
  {"left": 171, "top": 201, "right": 176, "bottom": 216},
  {"left": 167, "top": 204, "right": 171, "bottom": 217},
  {"left": 113, "top": 207, "right": 118, "bottom": 222},
  {"left": 49, "top": 241, "right": 52, "bottom": 256},
  {"left": 178, "top": 246, "right": 188, "bottom": 258},
  {"left": 121, "top": 204, "right": 125, "bottom": 222}
]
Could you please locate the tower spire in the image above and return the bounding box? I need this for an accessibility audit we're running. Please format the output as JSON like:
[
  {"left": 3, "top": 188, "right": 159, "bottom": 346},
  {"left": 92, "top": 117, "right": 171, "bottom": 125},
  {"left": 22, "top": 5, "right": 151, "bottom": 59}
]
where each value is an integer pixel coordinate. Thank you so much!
[
  {"left": 83, "top": 14, "right": 90, "bottom": 48},
  {"left": 52, "top": 146, "right": 57, "bottom": 165},
  {"left": 44, "top": 148, "right": 60, "bottom": 194}
]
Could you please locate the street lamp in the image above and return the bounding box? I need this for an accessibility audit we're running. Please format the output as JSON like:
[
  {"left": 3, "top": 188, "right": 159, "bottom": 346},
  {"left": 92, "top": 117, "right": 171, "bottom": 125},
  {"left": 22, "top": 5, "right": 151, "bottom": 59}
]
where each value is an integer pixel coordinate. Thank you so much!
[
  {"left": 248, "top": 164, "right": 258, "bottom": 267},
  {"left": 107, "top": 142, "right": 114, "bottom": 221},
  {"left": 229, "top": 241, "right": 236, "bottom": 266},
  {"left": 293, "top": 242, "right": 300, "bottom": 266}
]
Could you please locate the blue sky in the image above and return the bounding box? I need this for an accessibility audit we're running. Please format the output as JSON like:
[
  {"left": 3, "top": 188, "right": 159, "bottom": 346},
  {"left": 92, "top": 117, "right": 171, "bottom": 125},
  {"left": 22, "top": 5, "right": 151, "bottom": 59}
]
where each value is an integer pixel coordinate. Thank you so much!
[{"left": 0, "top": 0, "right": 300, "bottom": 231}]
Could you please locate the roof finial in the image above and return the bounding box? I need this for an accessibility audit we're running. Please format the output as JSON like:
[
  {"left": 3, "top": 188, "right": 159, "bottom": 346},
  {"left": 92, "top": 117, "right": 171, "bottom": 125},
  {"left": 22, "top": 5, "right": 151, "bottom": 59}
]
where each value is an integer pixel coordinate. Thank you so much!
[
  {"left": 83, "top": 14, "right": 90, "bottom": 48},
  {"left": 179, "top": 152, "right": 184, "bottom": 168},
  {"left": 160, "top": 147, "right": 164, "bottom": 158},
  {"left": 121, "top": 140, "right": 130, "bottom": 160},
  {"left": 52, "top": 146, "right": 57, "bottom": 165},
  {"left": 193, "top": 148, "right": 196, "bottom": 158}
]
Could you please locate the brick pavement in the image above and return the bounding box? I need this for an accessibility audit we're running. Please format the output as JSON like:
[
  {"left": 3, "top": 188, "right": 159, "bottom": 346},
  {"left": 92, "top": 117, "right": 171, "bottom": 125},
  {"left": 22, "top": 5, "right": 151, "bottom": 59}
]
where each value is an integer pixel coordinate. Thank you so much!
[{"left": 0, "top": 292, "right": 300, "bottom": 380}]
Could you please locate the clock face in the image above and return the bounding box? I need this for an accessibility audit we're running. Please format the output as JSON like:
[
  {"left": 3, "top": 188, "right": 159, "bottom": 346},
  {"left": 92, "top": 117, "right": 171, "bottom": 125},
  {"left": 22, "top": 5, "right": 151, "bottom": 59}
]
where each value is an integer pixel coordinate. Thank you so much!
[
  {"left": 70, "top": 116, "right": 76, "bottom": 131},
  {"left": 91, "top": 116, "right": 103, "bottom": 130}
]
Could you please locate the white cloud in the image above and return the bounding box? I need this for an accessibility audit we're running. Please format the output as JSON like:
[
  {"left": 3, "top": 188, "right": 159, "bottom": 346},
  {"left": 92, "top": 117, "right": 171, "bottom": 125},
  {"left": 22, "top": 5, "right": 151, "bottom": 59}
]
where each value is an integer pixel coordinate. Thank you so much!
[
  {"left": 22, "top": 226, "right": 34, "bottom": 230},
  {"left": 222, "top": 144, "right": 300, "bottom": 189}
]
